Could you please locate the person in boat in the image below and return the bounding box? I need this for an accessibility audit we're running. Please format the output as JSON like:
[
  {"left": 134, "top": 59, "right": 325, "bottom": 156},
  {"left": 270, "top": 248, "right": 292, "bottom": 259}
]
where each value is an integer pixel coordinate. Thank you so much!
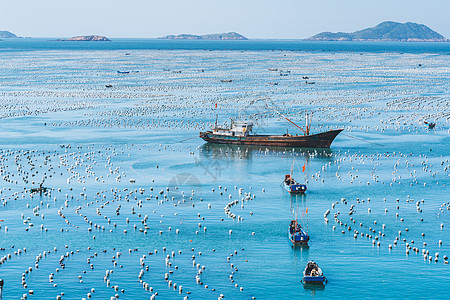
[
  {"left": 38, "top": 182, "right": 44, "bottom": 194},
  {"left": 290, "top": 220, "right": 296, "bottom": 234},
  {"left": 285, "top": 175, "right": 295, "bottom": 185},
  {"left": 290, "top": 220, "right": 303, "bottom": 234},
  {"left": 311, "top": 269, "right": 318, "bottom": 276}
]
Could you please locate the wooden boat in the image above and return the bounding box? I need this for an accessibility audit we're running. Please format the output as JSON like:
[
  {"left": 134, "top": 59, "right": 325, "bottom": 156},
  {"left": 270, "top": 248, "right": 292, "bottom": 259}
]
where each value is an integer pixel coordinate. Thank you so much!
[
  {"left": 30, "top": 184, "right": 48, "bottom": 194},
  {"left": 288, "top": 219, "right": 309, "bottom": 244},
  {"left": 302, "top": 261, "right": 326, "bottom": 284},
  {"left": 284, "top": 157, "right": 306, "bottom": 194},
  {"left": 200, "top": 113, "right": 342, "bottom": 148},
  {"left": 424, "top": 120, "right": 436, "bottom": 129},
  {"left": 284, "top": 174, "right": 306, "bottom": 194}
]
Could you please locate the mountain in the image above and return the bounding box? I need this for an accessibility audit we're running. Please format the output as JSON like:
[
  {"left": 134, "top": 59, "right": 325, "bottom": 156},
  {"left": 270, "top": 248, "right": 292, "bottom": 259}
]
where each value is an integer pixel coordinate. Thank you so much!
[
  {"left": 0, "top": 31, "right": 18, "bottom": 38},
  {"left": 307, "top": 22, "right": 448, "bottom": 42},
  {"left": 59, "top": 35, "right": 110, "bottom": 41},
  {"left": 159, "top": 32, "right": 247, "bottom": 40}
]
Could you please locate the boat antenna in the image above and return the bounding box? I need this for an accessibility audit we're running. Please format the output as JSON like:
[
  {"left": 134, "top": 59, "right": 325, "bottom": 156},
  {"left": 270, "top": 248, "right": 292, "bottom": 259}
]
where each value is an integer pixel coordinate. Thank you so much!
[
  {"left": 267, "top": 104, "right": 307, "bottom": 134},
  {"left": 215, "top": 114, "right": 218, "bottom": 129}
]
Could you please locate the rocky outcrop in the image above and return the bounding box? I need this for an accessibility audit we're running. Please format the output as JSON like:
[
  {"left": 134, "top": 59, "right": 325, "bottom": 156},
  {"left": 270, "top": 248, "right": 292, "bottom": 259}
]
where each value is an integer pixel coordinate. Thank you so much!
[
  {"left": 60, "top": 35, "right": 111, "bottom": 41},
  {"left": 159, "top": 32, "right": 247, "bottom": 40}
]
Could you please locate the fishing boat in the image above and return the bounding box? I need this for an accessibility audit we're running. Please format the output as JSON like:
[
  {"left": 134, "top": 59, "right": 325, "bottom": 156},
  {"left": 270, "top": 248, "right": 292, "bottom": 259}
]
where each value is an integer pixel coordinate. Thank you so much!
[
  {"left": 424, "top": 120, "right": 436, "bottom": 129},
  {"left": 30, "top": 182, "right": 48, "bottom": 195},
  {"left": 284, "top": 174, "right": 306, "bottom": 194},
  {"left": 284, "top": 158, "right": 306, "bottom": 194},
  {"left": 302, "top": 261, "right": 326, "bottom": 284},
  {"left": 288, "top": 219, "right": 309, "bottom": 244},
  {"left": 199, "top": 112, "right": 343, "bottom": 148}
]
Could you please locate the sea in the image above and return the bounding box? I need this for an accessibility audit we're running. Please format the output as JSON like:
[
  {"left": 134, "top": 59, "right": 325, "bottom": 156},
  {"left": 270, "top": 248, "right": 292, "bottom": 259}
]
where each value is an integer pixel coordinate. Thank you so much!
[{"left": 0, "top": 38, "right": 449, "bottom": 299}]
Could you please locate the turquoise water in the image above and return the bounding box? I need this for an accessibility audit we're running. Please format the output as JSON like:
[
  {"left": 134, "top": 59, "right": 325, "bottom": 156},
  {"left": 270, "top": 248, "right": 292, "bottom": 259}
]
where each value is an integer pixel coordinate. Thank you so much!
[
  {"left": 0, "top": 41, "right": 449, "bottom": 299},
  {"left": 1, "top": 38, "right": 450, "bottom": 54}
]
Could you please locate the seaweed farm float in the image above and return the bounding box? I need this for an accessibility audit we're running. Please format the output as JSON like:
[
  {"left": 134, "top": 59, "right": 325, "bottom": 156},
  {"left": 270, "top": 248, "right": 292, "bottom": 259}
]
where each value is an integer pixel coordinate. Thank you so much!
[{"left": 199, "top": 113, "right": 343, "bottom": 148}]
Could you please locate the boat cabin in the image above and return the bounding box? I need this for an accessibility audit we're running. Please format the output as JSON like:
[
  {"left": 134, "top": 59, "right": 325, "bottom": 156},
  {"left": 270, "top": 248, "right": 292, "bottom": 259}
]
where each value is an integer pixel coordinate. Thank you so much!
[{"left": 213, "top": 120, "right": 253, "bottom": 137}]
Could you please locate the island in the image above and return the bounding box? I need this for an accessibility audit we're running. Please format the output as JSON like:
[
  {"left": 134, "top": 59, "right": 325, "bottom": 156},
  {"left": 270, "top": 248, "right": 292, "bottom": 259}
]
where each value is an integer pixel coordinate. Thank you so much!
[
  {"left": 58, "top": 35, "right": 111, "bottom": 41},
  {"left": 0, "top": 31, "right": 18, "bottom": 38},
  {"left": 306, "top": 21, "right": 448, "bottom": 42},
  {"left": 159, "top": 32, "right": 247, "bottom": 40}
]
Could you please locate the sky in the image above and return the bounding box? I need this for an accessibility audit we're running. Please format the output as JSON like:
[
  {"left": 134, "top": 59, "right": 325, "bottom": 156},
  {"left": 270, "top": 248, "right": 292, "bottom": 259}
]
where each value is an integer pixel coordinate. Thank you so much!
[{"left": 1, "top": 0, "right": 450, "bottom": 39}]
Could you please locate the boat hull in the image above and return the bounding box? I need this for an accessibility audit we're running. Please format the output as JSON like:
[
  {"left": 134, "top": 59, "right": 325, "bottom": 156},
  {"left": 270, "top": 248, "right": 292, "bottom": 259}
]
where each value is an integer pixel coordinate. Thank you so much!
[
  {"left": 199, "top": 129, "right": 343, "bottom": 148},
  {"left": 284, "top": 182, "right": 307, "bottom": 194},
  {"left": 288, "top": 232, "right": 309, "bottom": 244},
  {"left": 302, "top": 276, "right": 326, "bottom": 284}
]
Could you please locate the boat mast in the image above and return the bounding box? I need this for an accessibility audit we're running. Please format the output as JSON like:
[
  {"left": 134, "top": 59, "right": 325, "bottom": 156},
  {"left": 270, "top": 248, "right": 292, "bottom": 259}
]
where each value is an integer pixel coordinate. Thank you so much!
[
  {"left": 215, "top": 114, "right": 218, "bottom": 129},
  {"left": 306, "top": 113, "right": 310, "bottom": 135},
  {"left": 267, "top": 105, "right": 307, "bottom": 134}
]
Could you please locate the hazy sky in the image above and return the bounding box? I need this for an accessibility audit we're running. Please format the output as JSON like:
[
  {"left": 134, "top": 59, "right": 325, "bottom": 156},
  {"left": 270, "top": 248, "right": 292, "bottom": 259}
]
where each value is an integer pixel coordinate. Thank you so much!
[{"left": 1, "top": 0, "right": 450, "bottom": 39}]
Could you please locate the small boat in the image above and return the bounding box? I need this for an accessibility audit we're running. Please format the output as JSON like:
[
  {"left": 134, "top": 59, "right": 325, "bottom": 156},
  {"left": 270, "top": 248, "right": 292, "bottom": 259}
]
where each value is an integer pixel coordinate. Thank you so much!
[
  {"left": 220, "top": 79, "right": 233, "bottom": 83},
  {"left": 117, "top": 71, "right": 130, "bottom": 74},
  {"left": 284, "top": 158, "right": 306, "bottom": 194},
  {"left": 284, "top": 174, "right": 306, "bottom": 194},
  {"left": 302, "top": 261, "right": 326, "bottom": 284},
  {"left": 288, "top": 219, "right": 309, "bottom": 244},
  {"left": 424, "top": 120, "right": 436, "bottom": 129},
  {"left": 30, "top": 183, "right": 48, "bottom": 195},
  {"left": 105, "top": 84, "right": 113, "bottom": 88}
]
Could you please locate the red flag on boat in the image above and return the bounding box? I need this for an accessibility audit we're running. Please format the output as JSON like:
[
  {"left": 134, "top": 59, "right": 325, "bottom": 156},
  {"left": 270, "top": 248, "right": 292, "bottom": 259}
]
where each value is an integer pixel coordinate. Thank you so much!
[
  {"left": 306, "top": 207, "right": 308, "bottom": 214},
  {"left": 302, "top": 163, "right": 306, "bottom": 172},
  {"left": 215, "top": 103, "right": 217, "bottom": 109}
]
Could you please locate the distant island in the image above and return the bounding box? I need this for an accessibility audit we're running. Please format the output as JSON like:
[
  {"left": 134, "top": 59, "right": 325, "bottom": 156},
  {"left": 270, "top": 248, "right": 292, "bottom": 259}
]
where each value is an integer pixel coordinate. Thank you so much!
[
  {"left": 58, "top": 35, "right": 111, "bottom": 41},
  {"left": 159, "top": 32, "right": 247, "bottom": 40},
  {"left": 0, "top": 31, "right": 18, "bottom": 38},
  {"left": 306, "top": 22, "right": 448, "bottom": 42}
]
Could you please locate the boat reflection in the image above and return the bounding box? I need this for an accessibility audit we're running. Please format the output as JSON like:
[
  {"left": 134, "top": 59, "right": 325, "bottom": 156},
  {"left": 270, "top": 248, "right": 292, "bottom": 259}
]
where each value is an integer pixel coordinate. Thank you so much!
[
  {"left": 303, "top": 283, "right": 326, "bottom": 291},
  {"left": 291, "top": 241, "right": 310, "bottom": 250},
  {"left": 199, "top": 142, "right": 334, "bottom": 160}
]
